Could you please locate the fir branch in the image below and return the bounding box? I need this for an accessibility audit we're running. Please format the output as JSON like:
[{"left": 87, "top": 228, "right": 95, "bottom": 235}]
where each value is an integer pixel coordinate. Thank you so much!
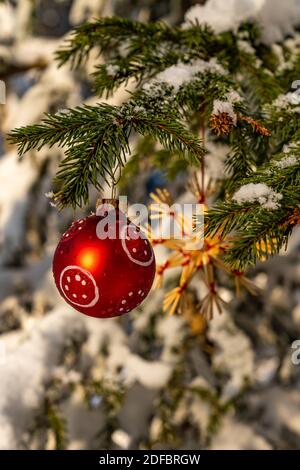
[
  {"left": 9, "top": 13, "right": 300, "bottom": 273},
  {"left": 206, "top": 156, "right": 300, "bottom": 268},
  {"left": 237, "top": 51, "right": 282, "bottom": 105},
  {"left": 9, "top": 104, "right": 204, "bottom": 208},
  {"left": 55, "top": 17, "right": 235, "bottom": 99},
  {"left": 55, "top": 17, "right": 218, "bottom": 69},
  {"left": 55, "top": 17, "right": 179, "bottom": 68}
]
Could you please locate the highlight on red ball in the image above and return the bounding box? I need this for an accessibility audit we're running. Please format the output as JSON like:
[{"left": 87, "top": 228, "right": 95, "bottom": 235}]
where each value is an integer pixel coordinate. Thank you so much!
[{"left": 78, "top": 247, "right": 100, "bottom": 271}]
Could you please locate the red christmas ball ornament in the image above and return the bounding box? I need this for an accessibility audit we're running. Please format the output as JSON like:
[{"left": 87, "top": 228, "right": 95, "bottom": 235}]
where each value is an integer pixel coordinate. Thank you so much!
[{"left": 52, "top": 200, "right": 156, "bottom": 318}]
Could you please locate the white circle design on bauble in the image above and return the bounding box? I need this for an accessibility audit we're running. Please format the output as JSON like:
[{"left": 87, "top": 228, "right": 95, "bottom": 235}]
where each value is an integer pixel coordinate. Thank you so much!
[
  {"left": 121, "top": 225, "right": 154, "bottom": 267},
  {"left": 59, "top": 265, "right": 100, "bottom": 308}
]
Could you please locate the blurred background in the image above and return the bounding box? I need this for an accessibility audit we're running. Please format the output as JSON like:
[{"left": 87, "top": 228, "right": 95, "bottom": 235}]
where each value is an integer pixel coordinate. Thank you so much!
[{"left": 1, "top": 0, "right": 300, "bottom": 450}]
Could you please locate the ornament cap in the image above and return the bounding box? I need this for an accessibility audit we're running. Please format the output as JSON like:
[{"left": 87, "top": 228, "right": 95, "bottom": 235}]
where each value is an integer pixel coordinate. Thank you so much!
[{"left": 96, "top": 198, "right": 119, "bottom": 210}]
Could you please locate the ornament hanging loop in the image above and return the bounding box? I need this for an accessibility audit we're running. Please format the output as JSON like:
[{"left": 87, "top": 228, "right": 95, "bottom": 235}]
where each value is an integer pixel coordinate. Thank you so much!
[
  {"left": 111, "top": 181, "right": 117, "bottom": 199},
  {"left": 96, "top": 198, "right": 119, "bottom": 210}
]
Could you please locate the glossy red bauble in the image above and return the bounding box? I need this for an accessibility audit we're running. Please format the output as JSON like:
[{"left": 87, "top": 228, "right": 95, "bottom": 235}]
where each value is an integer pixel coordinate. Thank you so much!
[{"left": 52, "top": 203, "right": 156, "bottom": 318}]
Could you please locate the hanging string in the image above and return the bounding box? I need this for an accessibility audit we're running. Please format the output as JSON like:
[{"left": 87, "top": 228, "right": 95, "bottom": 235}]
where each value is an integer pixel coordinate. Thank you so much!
[{"left": 110, "top": 162, "right": 122, "bottom": 200}]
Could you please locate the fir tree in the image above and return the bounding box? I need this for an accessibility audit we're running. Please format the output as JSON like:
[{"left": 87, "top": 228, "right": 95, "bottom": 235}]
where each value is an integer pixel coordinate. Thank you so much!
[{"left": 8, "top": 13, "right": 300, "bottom": 315}]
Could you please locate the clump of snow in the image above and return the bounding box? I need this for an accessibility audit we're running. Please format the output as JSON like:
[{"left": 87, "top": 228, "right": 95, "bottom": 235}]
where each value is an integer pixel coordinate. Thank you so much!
[
  {"left": 183, "top": 0, "right": 300, "bottom": 45},
  {"left": 57, "top": 108, "right": 72, "bottom": 116},
  {"left": 238, "top": 39, "right": 256, "bottom": 55},
  {"left": 183, "top": 1, "right": 257, "bottom": 33},
  {"left": 133, "top": 105, "right": 146, "bottom": 113},
  {"left": 273, "top": 92, "right": 300, "bottom": 108},
  {"left": 45, "top": 191, "right": 57, "bottom": 208},
  {"left": 255, "top": 357, "right": 279, "bottom": 386},
  {"left": 143, "top": 58, "right": 226, "bottom": 94},
  {"left": 281, "top": 36, "right": 300, "bottom": 72},
  {"left": 156, "top": 314, "right": 186, "bottom": 362},
  {"left": 211, "top": 90, "right": 243, "bottom": 125},
  {"left": 238, "top": 38, "right": 262, "bottom": 66},
  {"left": 155, "top": 63, "right": 193, "bottom": 92},
  {"left": 212, "top": 100, "right": 237, "bottom": 125},
  {"left": 259, "top": 0, "right": 300, "bottom": 44},
  {"left": 210, "top": 416, "right": 272, "bottom": 449},
  {"left": 4, "top": 61, "right": 81, "bottom": 130},
  {"left": 283, "top": 141, "right": 300, "bottom": 153},
  {"left": 275, "top": 155, "right": 298, "bottom": 168},
  {"left": 0, "top": 308, "right": 85, "bottom": 449},
  {"left": 13, "top": 37, "right": 60, "bottom": 67},
  {"left": 226, "top": 90, "right": 243, "bottom": 103},
  {"left": 124, "top": 355, "right": 173, "bottom": 389},
  {"left": 208, "top": 309, "right": 255, "bottom": 401},
  {"left": 233, "top": 183, "right": 283, "bottom": 209},
  {"left": 69, "top": 0, "right": 104, "bottom": 25},
  {"left": 0, "top": 2, "right": 16, "bottom": 41},
  {"left": 0, "top": 152, "right": 37, "bottom": 264},
  {"left": 111, "top": 429, "right": 131, "bottom": 449},
  {"left": 272, "top": 44, "right": 286, "bottom": 68},
  {"left": 106, "top": 64, "right": 119, "bottom": 76},
  {"left": 81, "top": 300, "right": 178, "bottom": 391}
]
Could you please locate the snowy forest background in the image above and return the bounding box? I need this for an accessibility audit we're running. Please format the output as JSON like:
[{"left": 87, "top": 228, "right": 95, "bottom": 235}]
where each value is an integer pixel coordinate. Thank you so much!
[{"left": 1, "top": 0, "right": 300, "bottom": 450}]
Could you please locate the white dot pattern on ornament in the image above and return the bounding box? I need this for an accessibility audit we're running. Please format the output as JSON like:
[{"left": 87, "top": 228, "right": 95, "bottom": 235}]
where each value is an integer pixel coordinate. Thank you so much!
[
  {"left": 129, "top": 292, "right": 133, "bottom": 296},
  {"left": 122, "top": 300, "right": 126, "bottom": 304},
  {"left": 65, "top": 285, "right": 69, "bottom": 291},
  {"left": 119, "top": 308, "right": 124, "bottom": 312},
  {"left": 75, "top": 274, "right": 81, "bottom": 281},
  {"left": 121, "top": 224, "right": 154, "bottom": 267},
  {"left": 59, "top": 265, "right": 100, "bottom": 308}
]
